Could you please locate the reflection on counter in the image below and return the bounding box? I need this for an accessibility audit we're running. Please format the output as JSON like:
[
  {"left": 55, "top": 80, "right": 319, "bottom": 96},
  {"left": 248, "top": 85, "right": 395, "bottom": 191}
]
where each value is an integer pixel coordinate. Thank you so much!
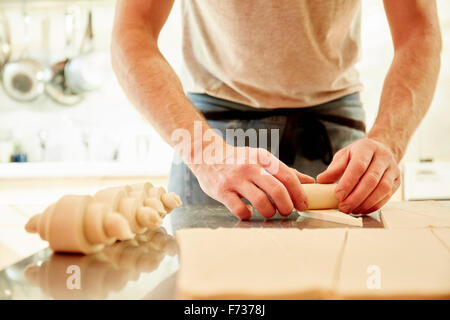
[
  {"left": 0, "top": 227, "right": 178, "bottom": 300},
  {"left": 169, "top": 205, "right": 384, "bottom": 230}
]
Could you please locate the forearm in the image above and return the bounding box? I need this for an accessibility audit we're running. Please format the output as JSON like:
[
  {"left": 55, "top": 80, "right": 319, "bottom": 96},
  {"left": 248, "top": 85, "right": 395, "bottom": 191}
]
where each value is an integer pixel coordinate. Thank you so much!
[
  {"left": 368, "top": 9, "right": 441, "bottom": 162},
  {"left": 111, "top": 21, "right": 214, "bottom": 164}
]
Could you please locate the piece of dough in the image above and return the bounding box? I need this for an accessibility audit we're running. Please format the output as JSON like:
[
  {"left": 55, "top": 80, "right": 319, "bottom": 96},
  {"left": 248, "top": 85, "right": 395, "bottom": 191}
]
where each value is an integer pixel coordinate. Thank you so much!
[
  {"left": 337, "top": 228, "right": 450, "bottom": 299},
  {"left": 176, "top": 228, "right": 450, "bottom": 299},
  {"left": 25, "top": 182, "right": 182, "bottom": 254},
  {"left": 135, "top": 184, "right": 183, "bottom": 213},
  {"left": 176, "top": 228, "right": 347, "bottom": 299},
  {"left": 381, "top": 201, "right": 450, "bottom": 229},
  {"left": 431, "top": 228, "right": 450, "bottom": 250},
  {"left": 300, "top": 209, "right": 363, "bottom": 227},
  {"left": 302, "top": 184, "right": 339, "bottom": 210},
  {"left": 25, "top": 195, "right": 134, "bottom": 254},
  {"left": 95, "top": 187, "right": 147, "bottom": 234},
  {"left": 95, "top": 184, "right": 182, "bottom": 232}
]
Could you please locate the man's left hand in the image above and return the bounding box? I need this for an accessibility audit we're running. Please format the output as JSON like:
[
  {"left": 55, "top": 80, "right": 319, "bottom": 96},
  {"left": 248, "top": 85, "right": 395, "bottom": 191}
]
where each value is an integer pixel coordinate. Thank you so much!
[{"left": 317, "top": 137, "right": 401, "bottom": 214}]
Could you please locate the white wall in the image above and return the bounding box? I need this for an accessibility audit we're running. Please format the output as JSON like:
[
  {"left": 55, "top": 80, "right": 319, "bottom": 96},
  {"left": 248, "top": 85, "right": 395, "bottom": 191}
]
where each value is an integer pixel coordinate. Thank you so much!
[{"left": 359, "top": 1, "right": 450, "bottom": 162}]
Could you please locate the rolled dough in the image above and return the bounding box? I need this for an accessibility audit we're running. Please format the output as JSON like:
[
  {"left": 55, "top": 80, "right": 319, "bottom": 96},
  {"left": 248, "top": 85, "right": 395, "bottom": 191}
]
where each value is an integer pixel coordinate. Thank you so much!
[
  {"left": 25, "top": 195, "right": 134, "bottom": 254},
  {"left": 25, "top": 182, "right": 182, "bottom": 254},
  {"left": 302, "top": 184, "right": 339, "bottom": 210}
]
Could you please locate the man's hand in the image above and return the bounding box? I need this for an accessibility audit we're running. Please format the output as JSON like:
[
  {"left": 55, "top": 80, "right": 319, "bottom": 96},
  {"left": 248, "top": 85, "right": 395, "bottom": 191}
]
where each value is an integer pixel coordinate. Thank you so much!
[
  {"left": 317, "top": 137, "right": 400, "bottom": 214},
  {"left": 190, "top": 146, "right": 315, "bottom": 220}
]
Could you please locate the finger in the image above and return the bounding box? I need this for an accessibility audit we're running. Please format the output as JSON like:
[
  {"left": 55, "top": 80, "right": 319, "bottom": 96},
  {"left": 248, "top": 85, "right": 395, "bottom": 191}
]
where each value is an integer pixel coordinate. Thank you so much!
[
  {"left": 271, "top": 163, "right": 308, "bottom": 211},
  {"left": 235, "top": 181, "right": 276, "bottom": 218},
  {"left": 364, "top": 194, "right": 391, "bottom": 214},
  {"left": 221, "top": 192, "right": 253, "bottom": 220},
  {"left": 252, "top": 171, "right": 296, "bottom": 216},
  {"left": 257, "top": 152, "right": 307, "bottom": 211},
  {"left": 353, "top": 169, "right": 400, "bottom": 214},
  {"left": 293, "top": 169, "right": 315, "bottom": 184},
  {"left": 317, "top": 149, "right": 350, "bottom": 184},
  {"left": 335, "top": 148, "right": 374, "bottom": 202},
  {"left": 338, "top": 154, "right": 389, "bottom": 213},
  {"left": 360, "top": 177, "right": 400, "bottom": 214}
]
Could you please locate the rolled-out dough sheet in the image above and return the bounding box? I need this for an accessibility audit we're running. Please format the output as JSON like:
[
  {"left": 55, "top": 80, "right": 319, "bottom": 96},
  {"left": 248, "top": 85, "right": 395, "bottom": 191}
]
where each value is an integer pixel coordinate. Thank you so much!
[
  {"left": 381, "top": 201, "right": 450, "bottom": 229},
  {"left": 176, "top": 228, "right": 347, "bottom": 299},
  {"left": 300, "top": 210, "right": 363, "bottom": 227},
  {"left": 383, "top": 201, "right": 450, "bottom": 218},
  {"left": 431, "top": 228, "right": 450, "bottom": 250},
  {"left": 337, "top": 229, "right": 450, "bottom": 299}
]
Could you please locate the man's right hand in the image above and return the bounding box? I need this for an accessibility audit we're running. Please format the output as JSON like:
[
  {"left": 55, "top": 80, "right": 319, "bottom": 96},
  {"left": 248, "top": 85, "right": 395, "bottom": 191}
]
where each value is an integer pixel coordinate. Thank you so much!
[{"left": 189, "top": 145, "right": 315, "bottom": 220}]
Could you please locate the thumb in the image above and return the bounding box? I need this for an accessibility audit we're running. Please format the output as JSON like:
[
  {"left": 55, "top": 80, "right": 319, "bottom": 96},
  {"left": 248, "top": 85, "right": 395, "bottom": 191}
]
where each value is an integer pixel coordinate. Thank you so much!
[{"left": 317, "top": 149, "right": 350, "bottom": 184}]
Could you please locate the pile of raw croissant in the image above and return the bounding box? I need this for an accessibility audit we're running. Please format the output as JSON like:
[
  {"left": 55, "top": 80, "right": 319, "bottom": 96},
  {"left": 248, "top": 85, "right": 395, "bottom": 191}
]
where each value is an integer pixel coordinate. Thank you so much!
[{"left": 25, "top": 182, "right": 182, "bottom": 254}]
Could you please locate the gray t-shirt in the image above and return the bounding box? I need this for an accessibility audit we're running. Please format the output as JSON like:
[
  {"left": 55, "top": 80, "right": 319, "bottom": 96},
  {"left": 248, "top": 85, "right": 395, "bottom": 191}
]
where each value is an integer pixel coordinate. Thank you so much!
[{"left": 180, "top": 0, "right": 363, "bottom": 109}]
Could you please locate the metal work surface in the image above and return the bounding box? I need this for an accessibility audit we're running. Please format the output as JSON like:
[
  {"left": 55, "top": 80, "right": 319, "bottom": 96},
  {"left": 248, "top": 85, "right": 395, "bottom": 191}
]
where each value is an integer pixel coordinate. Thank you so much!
[{"left": 0, "top": 204, "right": 383, "bottom": 300}]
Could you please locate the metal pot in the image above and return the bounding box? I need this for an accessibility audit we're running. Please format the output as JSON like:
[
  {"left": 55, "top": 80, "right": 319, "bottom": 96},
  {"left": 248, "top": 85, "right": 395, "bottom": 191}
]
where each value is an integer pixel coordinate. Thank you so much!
[
  {"left": 45, "top": 7, "right": 83, "bottom": 106},
  {"left": 2, "top": 59, "right": 48, "bottom": 101},
  {"left": 0, "top": 10, "right": 11, "bottom": 69},
  {"left": 2, "top": 10, "right": 49, "bottom": 102},
  {"left": 64, "top": 8, "right": 107, "bottom": 94}
]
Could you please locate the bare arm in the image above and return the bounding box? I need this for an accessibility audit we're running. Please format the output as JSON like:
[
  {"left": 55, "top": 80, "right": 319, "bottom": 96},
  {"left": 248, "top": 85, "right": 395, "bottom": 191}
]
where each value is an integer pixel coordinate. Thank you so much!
[
  {"left": 111, "top": 0, "right": 314, "bottom": 219},
  {"left": 369, "top": 0, "right": 442, "bottom": 161},
  {"left": 111, "top": 0, "right": 207, "bottom": 153},
  {"left": 318, "top": 0, "right": 441, "bottom": 213}
]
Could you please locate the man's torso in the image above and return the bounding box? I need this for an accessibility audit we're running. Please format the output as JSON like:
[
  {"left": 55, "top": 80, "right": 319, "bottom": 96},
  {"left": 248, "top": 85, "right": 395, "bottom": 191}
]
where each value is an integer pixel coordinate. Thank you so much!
[{"left": 181, "top": 0, "right": 363, "bottom": 109}]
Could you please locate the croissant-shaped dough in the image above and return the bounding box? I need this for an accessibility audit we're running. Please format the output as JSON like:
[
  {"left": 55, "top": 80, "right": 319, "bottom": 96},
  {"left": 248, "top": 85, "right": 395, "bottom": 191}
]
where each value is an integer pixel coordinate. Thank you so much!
[
  {"left": 127, "top": 183, "right": 182, "bottom": 212},
  {"left": 25, "top": 182, "right": 183, "bottom": 255},
  {"left": 25, "top": 195, "right": 134, "bottom": 254}
]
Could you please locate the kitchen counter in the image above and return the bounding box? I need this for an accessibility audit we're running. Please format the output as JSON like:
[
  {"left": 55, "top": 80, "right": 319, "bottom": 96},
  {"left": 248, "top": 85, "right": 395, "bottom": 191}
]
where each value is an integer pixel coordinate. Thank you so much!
[{"left": 0, "top": 204, "right": 383, "bottom": 300}]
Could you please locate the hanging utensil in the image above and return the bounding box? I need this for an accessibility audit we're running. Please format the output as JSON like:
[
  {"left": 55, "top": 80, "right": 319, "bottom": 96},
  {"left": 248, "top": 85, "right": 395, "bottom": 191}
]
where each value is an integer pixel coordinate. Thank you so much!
[
  {"left": 2, "top": 5, "right": 50, "bottom": 102},
  {"left": 45, "top": 6, "right": 83, "bottom": 106},
  {"left": 65, "top": 7, "right": 107, "bottom": 93},
  {"left": 0, "top": 10, "right": 11, "bottom": 69}
]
